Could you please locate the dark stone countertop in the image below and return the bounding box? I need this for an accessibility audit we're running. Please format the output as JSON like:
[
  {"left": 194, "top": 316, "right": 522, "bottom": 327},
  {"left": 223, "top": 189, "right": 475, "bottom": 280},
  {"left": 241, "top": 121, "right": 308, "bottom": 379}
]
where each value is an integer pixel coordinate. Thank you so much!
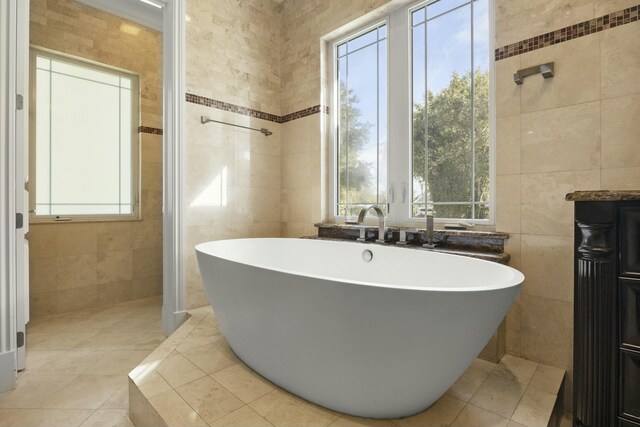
[
  {"left": 311, "top": 223, "right": 512, "bottom": 264},
  {"left": 566, "top": 190, "right": 640, "bottom": 202},
  {"left": 314, "top": 223, "right": 509, "bottom": 239},
  {"left": 302, "top": 236, "right": 510, "bottom": 264}
]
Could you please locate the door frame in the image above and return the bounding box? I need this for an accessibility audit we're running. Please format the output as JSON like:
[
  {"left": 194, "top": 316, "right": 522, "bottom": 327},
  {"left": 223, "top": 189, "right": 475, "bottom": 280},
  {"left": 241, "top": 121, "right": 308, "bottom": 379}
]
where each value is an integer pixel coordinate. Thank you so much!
[
  {"left": 161, "top": 0, "right": 187, "bottom": 335},
  {"left": 0, "top": 0, "right": 187, "bottom": 391},
  {"left": 0, "top": 0, "right": 19, "bottom": 393}
]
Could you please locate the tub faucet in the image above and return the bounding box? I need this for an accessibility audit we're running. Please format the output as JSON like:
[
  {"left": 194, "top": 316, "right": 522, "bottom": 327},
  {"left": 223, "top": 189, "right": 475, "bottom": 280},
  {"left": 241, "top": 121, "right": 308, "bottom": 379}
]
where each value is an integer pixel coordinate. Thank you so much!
[
  {"left": 356, "top": 205, "right": 388, "bottom": 244},
  {"left": 423, "top": 204, "right": 440, "bottom": 249}
]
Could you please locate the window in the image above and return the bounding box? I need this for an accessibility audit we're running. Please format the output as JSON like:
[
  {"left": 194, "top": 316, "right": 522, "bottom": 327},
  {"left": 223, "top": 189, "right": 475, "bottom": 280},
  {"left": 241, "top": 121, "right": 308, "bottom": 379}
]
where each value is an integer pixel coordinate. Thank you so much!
[
  {"left": 332, "top": 0, "right": 493, "bottom": 223},
  {"left": 335, "top": 25, "right": 387, "bottom": 218},
  {"left": 30, "top": 49, "right": 140, "bottom": 219}
]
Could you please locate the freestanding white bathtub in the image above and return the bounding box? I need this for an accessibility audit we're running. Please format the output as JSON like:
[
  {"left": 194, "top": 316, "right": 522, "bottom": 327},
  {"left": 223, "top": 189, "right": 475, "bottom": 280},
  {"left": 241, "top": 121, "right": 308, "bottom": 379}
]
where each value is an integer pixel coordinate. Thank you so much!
[{"left": 196, "top": 238, "right": 523, "bottom": 419}]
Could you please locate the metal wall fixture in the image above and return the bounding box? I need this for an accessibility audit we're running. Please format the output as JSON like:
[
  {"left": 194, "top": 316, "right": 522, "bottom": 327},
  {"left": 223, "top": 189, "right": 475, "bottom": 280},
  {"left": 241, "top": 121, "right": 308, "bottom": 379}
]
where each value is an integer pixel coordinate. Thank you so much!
[
  {"left": 200, "top": 116, "right": 273, "bottom": 136},
  {"left": 513, "top": 62, "right": 554, "bottom": 85}
]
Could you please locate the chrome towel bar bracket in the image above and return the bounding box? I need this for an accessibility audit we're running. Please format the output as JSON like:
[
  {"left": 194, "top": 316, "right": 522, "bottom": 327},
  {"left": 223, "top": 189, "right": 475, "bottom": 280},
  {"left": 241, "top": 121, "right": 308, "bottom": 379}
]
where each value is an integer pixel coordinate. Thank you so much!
[{"left": 513, "top": 62, "right": 554, "bottom": 85}]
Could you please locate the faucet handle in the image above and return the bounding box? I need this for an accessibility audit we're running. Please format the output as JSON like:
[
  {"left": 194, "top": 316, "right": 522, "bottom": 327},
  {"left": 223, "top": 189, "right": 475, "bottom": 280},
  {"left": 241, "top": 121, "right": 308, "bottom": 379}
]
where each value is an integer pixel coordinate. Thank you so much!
[
  {"left": 354, "top": 225, "right": 368, "bottom": 242},
  {"left": 396, "top": 228, "right": 420, "bottom": 246},
  {"left": 397, "top": 229, "right": 409, "bottom": 246}
]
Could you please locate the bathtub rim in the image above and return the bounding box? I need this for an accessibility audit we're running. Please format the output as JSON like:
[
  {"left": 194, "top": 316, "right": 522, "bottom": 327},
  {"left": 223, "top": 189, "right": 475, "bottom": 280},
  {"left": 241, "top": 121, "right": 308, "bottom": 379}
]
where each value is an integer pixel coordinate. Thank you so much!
[{"left": 195, "top": 237, "right": 524, "bottom": 293}]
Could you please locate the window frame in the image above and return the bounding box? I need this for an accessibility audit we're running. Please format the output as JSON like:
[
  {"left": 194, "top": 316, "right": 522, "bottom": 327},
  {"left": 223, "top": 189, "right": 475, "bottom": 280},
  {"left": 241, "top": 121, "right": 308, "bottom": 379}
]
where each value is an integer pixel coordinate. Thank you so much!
[
  {"left": 328, "top": 0, "right": 495, "bottom": 226},
  {"left": 330, "top": 20, "right": 390, "bottom": 221},
  {"left": 28, "top": 46, "right": 141, "bottom": 222}
]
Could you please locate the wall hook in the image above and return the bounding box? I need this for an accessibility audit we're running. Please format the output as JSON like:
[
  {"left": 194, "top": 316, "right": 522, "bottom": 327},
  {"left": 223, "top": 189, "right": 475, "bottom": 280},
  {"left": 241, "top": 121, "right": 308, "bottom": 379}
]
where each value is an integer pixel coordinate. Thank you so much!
[{"left": 513, "top": 62, "right": 554, "bottom": 85}]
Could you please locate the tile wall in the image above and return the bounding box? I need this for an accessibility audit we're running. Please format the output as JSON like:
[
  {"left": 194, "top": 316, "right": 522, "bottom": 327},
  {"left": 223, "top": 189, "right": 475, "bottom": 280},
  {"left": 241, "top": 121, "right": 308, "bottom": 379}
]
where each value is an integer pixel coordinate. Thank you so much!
[
  {"left": 183, "top": 0, "right": 284, "bottom": 308},
  {"left": 495, "top": 0, "right": 640, "bottom": 411},
  {"left": 28, "top": 0, "right": 163, "bottom": 317}
]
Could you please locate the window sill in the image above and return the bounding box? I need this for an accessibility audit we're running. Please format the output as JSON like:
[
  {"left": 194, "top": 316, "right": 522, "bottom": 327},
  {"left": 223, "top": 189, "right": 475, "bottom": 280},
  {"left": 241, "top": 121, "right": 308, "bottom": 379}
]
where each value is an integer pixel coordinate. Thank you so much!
[
  {"left": 29, "top": 216, "right": 143, "bottom": 225},
  {"left": 313, "top": 223, "right": 510, "bottom": 264}
]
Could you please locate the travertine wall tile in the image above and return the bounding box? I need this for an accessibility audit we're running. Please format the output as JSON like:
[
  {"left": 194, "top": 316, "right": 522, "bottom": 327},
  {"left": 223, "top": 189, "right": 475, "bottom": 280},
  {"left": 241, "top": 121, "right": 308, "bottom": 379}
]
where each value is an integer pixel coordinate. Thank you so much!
[
  {"left": 520, "top": 234, "right": 574, "bottom": 302},
  {"left": 280, "top": 0, "right": 392, "bottom": 115},
  {"left": 496, "top": 0, "right": 594, "bottom": 46},
  {"left": 601, "top": 167, "right": 640, "bottom": 190},
  {"left": 520, "top": 295, "right": 573, "bottom": 371},
  {"left": 492, "top": 2, "right": 640, "bottom": 413},
  {"left": 182, "top": 99, "right": 282, "bottom": 308},
  {"left": 496, "top": 175, "right": 521, "bottom": 234},
  {"left": 496, "top": 115, "right": 521, "bottom": 176},
  {"left": 601, "top": 22, "right": 640, "bottom": 98},
  {"left": 520, "top": 169, "right": 600, "bottom": 237},
  {"left": 601, "top": 93, "right": 640, "bottom": 169},
  {"left": 28, "top": 0, "right": 163, "bottom": 317},
  {"left": 594, "top": 0, "right": 640, "bottom": 16},
  {"left": 519, "top": 35, "right": 600, "bottom": 113},
  {"left": 186, "top": 0, "right": 282, "bottom": 116},
  {"left": 520, "top": 101, "right": 601, "bottom": 173},
  {"left": 496, "top": 56, "right": 521, "bottom": 118}
]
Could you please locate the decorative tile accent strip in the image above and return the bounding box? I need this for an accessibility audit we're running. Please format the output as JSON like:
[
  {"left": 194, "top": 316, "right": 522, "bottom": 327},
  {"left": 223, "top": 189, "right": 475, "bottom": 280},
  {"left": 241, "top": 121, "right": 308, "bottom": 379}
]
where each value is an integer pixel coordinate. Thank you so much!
[
  {"left": 280, "top": 105, "right": 329, "bottom": 123},
  {"left": 138, "top": 126, "right": 163, "bottom": 135},
  {"left": 495, "top": 5, "right": 639, "bottom": 61},
  {"left": 186, "top": 92, "right": 328, "bottom": 124},
  {"left": 186, "top": 93, "right": 281, "bottom": 122}
]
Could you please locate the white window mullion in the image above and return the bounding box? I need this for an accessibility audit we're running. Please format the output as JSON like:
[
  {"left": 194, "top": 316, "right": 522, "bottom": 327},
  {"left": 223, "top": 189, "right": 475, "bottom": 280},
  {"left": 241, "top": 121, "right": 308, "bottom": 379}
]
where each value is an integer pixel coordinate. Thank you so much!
[{"left": 387, "top": 5, "right": 411, "bottom": 226}]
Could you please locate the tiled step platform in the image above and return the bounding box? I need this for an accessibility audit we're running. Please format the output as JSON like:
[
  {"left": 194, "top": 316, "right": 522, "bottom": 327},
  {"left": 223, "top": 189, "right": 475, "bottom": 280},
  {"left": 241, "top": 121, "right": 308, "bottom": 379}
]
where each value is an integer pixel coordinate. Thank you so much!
[{"left": 129, "top": 307, "right": 565, "bottom": 427}]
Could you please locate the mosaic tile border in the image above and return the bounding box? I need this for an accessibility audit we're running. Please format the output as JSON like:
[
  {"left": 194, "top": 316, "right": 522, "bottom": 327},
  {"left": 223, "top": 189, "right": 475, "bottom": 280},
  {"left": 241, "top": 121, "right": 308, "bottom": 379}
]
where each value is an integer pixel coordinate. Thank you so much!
[
  {"left": 138, "top": 126, "right": 163, "bottom": 135},
  {"left": 495, "top": 4, "right": 640, "bottom": 60},
  {"left": 186, "top": 92, "right": 328, "bottom": 124},
  {"left": 281, "top": 105, "right": 330, "bottom": 123}
]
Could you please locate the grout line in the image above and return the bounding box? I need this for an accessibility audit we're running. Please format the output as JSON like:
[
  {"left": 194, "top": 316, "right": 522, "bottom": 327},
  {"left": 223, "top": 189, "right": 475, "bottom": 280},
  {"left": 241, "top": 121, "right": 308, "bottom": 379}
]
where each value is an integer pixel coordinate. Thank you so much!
[
  {"left": 76, "top": 408, "right": 96, "bottom": 427},
  {"left": 518, "top": 98, "right": 602, "bottom": 119}
]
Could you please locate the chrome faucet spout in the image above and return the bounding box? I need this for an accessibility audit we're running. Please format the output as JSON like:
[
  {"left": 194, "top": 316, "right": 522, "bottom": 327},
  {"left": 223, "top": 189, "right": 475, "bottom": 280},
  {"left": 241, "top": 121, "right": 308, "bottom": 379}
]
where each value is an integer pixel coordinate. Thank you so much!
[{"left": 356, "top": 205, "right": 388, "bottom": 244}]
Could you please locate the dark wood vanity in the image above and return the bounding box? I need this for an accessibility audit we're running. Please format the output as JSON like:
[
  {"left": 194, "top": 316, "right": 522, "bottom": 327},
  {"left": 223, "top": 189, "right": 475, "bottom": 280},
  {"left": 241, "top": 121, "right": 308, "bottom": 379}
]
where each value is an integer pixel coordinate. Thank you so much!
[{"left": 567, "top": 191, "right": 640, "bottom": 427}]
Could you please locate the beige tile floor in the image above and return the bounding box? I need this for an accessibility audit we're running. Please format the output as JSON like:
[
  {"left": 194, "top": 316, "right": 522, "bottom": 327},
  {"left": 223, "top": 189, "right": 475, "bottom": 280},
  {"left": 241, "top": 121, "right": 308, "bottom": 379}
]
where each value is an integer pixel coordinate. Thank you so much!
[
  {"left": 130, "top": 306, "right": 566, "bottom": 427},
  {"left": 0, "top": 296, "right": 164, "bottom": 427}
]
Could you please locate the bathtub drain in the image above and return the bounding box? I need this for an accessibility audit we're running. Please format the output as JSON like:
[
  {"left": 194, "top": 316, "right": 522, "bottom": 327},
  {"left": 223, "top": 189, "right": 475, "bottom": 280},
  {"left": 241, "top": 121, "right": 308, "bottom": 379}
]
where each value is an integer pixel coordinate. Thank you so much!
[{"left": 362, "top": 249, "right": 373, "bottom": 262}]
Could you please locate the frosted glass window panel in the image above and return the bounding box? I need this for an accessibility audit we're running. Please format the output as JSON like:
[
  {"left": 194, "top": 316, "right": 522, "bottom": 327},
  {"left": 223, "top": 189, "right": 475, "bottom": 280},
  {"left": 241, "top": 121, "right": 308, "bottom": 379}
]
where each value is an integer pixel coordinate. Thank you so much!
[
  {"left": 50, "top": 73, "right": 121, "bottom": 205},
  {"left": 49, "top": 204, "right": 124, "bottom": 215},
  {"left": 120, "top": 87, "right": 132, "bottom": 212},
  {"left": 32, "top": 51, "right": 139, "bottom": 218},
  {"left": 51, "top": 59, "right": 120, "bottom": 86},
  {"left": 36, "top": 56, "right": 50, "bottom": 70},
  {"left": 35, "top": 68, "right": 51, "bottom": 215}
]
